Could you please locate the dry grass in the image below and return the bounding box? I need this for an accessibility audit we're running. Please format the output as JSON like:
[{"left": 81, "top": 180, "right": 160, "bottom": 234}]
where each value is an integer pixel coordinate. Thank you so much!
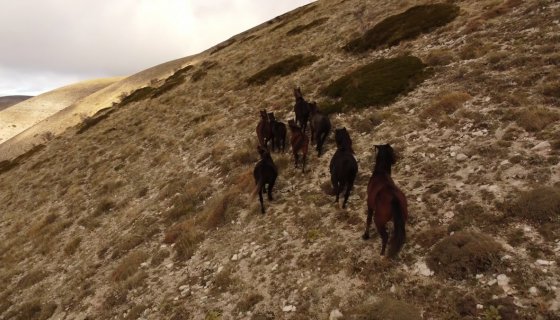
[
  {"left": 17, "top": 270, "right": 49, "bottom": 289},
  {"left": 236, "top": 293, "right": 264, "bottom": 312},
  {"left": 3, "top": 300, "right": 57, "bottom": 320},
  {"left": 514, "top": 107, "right": 559, "bottom": 132},
  {"left": 421, "top": 91, "right": 471, "bottom": 119},
  {"left": 111, "top": 250, "right": 149, "bottom": 282},
  {"left": 63, "top": 236, "right": 82, "bottom": 256},
  {"left": 345, "top": 296, "right": 422, "bottom": 320},
  {"left": 173, "top": 223, "right": 204, "bottom": 261},
  {"left": 427, "top": 231, "right": 502, "bottom": 279},
  {"left": 111, "top": 234, "right": 144, "bottom": 260},
  {"left": 424, "top": 49, "right": 454, "bottom": 66},
  {"left": 204, "top": 189, "right": 242, "bottom": 230}
]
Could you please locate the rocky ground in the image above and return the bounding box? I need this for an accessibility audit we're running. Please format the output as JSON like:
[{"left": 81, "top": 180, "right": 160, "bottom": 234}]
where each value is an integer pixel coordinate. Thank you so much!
[{"left": 1, "top": 0, "right": 559, "bottom": 319}]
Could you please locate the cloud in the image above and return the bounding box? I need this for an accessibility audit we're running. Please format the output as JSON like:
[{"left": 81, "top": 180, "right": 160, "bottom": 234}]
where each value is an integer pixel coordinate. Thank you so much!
[{"left": 0, "top": 0, "right": 313, "bottom": 95}]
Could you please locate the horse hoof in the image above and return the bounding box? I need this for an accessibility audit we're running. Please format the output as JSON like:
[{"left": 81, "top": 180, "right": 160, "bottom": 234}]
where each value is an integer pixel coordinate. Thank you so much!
[{"left": 362, "top": 233, "right": 370, "bottom": 240}]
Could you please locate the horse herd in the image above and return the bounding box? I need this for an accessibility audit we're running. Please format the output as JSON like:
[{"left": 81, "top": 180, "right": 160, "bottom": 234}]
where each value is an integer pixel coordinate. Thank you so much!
[{"left": 253, "top": 88, "right": 408, "bottom": 258}]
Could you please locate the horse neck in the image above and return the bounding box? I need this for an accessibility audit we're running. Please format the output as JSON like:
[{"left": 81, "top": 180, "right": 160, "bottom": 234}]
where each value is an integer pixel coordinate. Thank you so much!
[{"left": 373, "top": 160, "right": 392, "bottom": 175}]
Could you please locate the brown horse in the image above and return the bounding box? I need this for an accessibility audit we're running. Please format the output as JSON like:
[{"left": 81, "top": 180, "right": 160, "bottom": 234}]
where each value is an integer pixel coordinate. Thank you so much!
[
  {"left": 363, "top": 144, "right": 408, "bottom": 258},
  {"left": 256, "top": 109, "right": 272, "bottom": 148},
  {"left": 293, "top": 87, "right": 311, "bottom": 133},
  {"left": 288, "top": 119, "right": 309, "bottom": 173}
]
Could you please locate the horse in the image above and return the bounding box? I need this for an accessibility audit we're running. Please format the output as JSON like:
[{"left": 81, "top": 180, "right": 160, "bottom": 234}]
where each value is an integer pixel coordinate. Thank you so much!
[
  {"left": 256, "top": 109, "right": 272, "bottom": 148},
  {"left": 363, "top": 144, "right": 408, "bottom": 258},
  {"left": 309, "top": 102, "right": 331, "bottom": 157},
  {"left": 329, "top": 128, "right": 358, "bottom": 208},
  {"left": 268, "top": 112, "right": 287, "bottom": 153},
  {"left": 253, "top": 145, "right": 278, "bottom": 214},
  {"left": 288, "top": 119, "right": 309, "bottom": 173},
  {"left": 293, "top": 87, "right": 311, "bottom": 133},
  {"left": 335, "top": 127, "right": 353, "bottom": 154}
]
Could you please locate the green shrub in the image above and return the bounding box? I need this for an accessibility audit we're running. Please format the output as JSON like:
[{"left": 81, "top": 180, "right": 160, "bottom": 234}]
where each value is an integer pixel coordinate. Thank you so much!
[
  {"left": 246, "top": 54, "right": 319, "bottom": 86},
  {"left": 427, "top": 231, "right": 502, "bottom": 279},
  {"left": 286, "top": 17, "right": 329, "bottom": 36},
  {"left": 321, "top": 56, "right": 427, "bottom": 109},
  {"left": 344, "top": 4, "right": 459, "bottom": 53}
]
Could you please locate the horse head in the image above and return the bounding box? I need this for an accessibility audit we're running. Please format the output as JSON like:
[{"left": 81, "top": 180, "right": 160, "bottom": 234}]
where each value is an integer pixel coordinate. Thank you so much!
[
  {"left": 375, "top": 144, "right": 396, "bottom": 166},
  {"left": 294, "top": 87, "right": 303, "bottom": 100},
  {"left": 267, "top": 112, "right": 276, "bottom": 122},
  {"left": 335, "top": 128, "right": 352, "bottom": 150}
]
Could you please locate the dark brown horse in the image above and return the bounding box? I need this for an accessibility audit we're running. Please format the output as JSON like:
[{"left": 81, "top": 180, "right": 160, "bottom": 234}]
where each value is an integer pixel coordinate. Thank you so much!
[
  {"left": 329, "top": 128, "right": 358, "bottom": 208},
  {"left": 363, "top": 144, "right": 408, "bottom": 258},
  {"left": 293, "top": 87, "right": 310, "bottom": 133},
  {"left": 268, "top": 112, "right": 287, "bottom": 152},
  {"left": 256, "top": 109, "right": 272, "bottom": 148},
  {"left": 335, "top": 127, "right": 354, "bottom": 154},
  {"left": 253, "top": 145, "right": 278, "bottom": 214},
  {"left": 309, "top": 102, "right": 331, "bottom": 157},
  {"left": 288, "top": 119, "right": 309, "bottom": 173}
]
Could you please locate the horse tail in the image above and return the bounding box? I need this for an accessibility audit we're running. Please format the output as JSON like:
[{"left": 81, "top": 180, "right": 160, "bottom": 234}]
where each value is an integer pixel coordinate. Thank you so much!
[{"left": 388, "top": 198, "right": 406, "bottom": 258}]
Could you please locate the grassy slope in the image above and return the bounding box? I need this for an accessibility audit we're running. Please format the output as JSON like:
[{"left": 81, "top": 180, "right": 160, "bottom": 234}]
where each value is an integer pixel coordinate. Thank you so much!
[
  {"left": 0, "top": 96, "right": 32, "bottom": 111},
  {"left": 0, "top": 0, "right": 559, "bottom": 319}
]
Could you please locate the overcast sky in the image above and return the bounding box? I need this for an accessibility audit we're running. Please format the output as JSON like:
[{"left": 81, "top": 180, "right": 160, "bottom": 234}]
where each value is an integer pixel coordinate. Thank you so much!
[{"left": 0, "top": 0, "right": 314, "bottom": 96}]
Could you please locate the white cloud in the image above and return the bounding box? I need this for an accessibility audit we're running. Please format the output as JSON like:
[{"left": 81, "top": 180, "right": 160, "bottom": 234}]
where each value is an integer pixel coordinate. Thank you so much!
[{"left": 0, "top": 0, "right": 313, "bottom": 95}]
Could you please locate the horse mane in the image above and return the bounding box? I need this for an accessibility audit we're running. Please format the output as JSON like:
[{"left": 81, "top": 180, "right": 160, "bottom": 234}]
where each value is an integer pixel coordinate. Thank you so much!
[
  {"left": 374, "top": 144, "right": 395, "bottom": 174},
  {"left": 335, "top": 128, "right": 354, "bottom": 153}
]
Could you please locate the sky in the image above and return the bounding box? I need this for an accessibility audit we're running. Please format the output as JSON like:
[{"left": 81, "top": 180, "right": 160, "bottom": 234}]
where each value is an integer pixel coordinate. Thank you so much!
[{"left": 0, "top": 0, "right": 314, "bottom": 96}]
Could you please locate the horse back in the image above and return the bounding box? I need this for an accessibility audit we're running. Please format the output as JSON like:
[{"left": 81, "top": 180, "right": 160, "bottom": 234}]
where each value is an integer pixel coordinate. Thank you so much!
[
  {"left": 330, "top": 150, "right": 357, "bottom": 180},
  {"left": 367, "top": 175, "right": 408, "bottom": 221}
]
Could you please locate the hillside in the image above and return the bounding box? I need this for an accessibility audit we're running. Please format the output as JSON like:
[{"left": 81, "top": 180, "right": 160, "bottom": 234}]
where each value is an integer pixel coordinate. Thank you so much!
[
  {"left": 1, "top": 0, "right": 559, "bottom": 319},
  {"left": 0, "top": 96, "right": 32, "bottom": 111},
  {"left": 0, "top": 78, "right": 120, "bottom": 146}
]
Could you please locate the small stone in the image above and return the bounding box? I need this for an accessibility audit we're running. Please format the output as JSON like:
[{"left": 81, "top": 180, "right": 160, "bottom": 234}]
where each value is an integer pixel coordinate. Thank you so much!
[
  {"left": 217, "top": 266, "right": 224, "bottom": 273},
  {"left": 329, "top": 309, "right": 343, "bottom": 320},
  {"left": 450, "top": 152, "right": 457, "bottom": 157},
  {"left": 179, "top": 285, "right": 189, "bottom": 291},
  {"left": 231, "top": 254, "right": 239, "bottom": 261},
  {"left": 271, "top": 264, "right": 278, "bottom": 271},
  {"left": 166, "top": 263, "right": 174, "bottom": 269},
  {"left": 444, "top": 212, "right": 454, "bottom": 219},
  {"left": 390, "top": 285, "right": 396, "bottom": 293},
  {"left": 476, "top": 274, "right": 484, "bottom": 279},
  {"left": 487, "top": 279, "right": 497, "bottom": 286},
  {"left": 497, "top": 274, "right": 509, "bottom": 287},
  {"left": 536, "top": 259, "right": 554, "bottom": 266},
  {"left": 529, "top": 287, "right": 538, "bottom": 295},
  {"left": 283, "top": 230, "right": 289, "bottom": 237},
  {"left": 282, "top": 305, "right": 295, "bottom": 312},
  {"left": 477, "top": 304, "right": 484, "bottom": 310},
  {"left": 404, "top": 165, "right": 411, "bottom": 172},
  {"left": 456, "top": 153, "right": 468, "bottom": 161},
  {"left": 251, "top": 251, "right": 257, "bottom": 258}
]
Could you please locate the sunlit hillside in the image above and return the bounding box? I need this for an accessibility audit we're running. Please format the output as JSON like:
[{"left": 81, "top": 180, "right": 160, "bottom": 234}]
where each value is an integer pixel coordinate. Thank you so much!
[{"left": 0, "top": 0, "right": 559, "bottom": 319}]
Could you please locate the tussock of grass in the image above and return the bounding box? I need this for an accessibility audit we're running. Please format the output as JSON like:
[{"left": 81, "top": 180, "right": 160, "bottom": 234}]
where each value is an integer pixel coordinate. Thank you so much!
[
  {"left": 425, "top": 49, "right": 454, "bottom": 66},
  {"left": 164, "top": 222, "right": 204, "bottom": 261},
  {"left": 421, "top": 91, "right": 471, "bottom": 119},
  {"left": 17, "top": 270, "right": 48, "bottom": 289},
  {"left": 4, "top": 300, "right": 57, "bottom": 320},
  {"left": 344, "top": 3, "right": 459, "bottom": 53},
  {"left": 63, "top": 236, "right": 82, "bottom": 256},
  {"left": 111, "top": 234, "right": 144, "bottom": 259},
  {"left": 210, "top": 38, "right": 236, "bottom": 55},
  {"left": 111, "top": 250, "right": 149, "bottom": 282},
  {"left": 322, "top": 56, "right": 427, "bottom": 109},
  {"left": 542, "top": 80, "right": 560, "bottom": 99},
  {"left": 0, "top": 144, "right": 45, "bottom": 176},
  {"left": 204, "top": 190, "right": 242, "bottom": 229},
  {"left": 286, "top": 17, "right": 328, "bottom": 36},
  {"left": 502, "top": 186, "right": 560, "bottom": 224},
  {"left": 246, "top": 54, "right": 319, "bottom": 86},
  {"left": 345, "top": 296, "right": 422, "bottom": 320},
  {"left": 427, "top": 231, "right": 502, "bottom": 279},
  {"left": 514, "top": 107, "right": 559, "bottom": 132},
  {"left": 236, "top": 293, "right": 264, "bottom": 312},
  {"left": 152, "top": 65, "right": 194, "bottom": 98}
]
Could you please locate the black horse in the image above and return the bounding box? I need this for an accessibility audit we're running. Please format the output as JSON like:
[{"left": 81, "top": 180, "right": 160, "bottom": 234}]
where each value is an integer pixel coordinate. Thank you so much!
[
  {"left": 293, "top": 87, "right": 310, "bottom": 133},
  {"left": 253, "top": 146, "right": 278, "bottom": 214},
  {"left": 268, "top": 112, "right": 287, "bottom": 152},
  {"left": 309, "top": 102, "right": 331, "bottom": 157},
  {"left": 329, "top": 128, "right": 358, "bottom": 208}
]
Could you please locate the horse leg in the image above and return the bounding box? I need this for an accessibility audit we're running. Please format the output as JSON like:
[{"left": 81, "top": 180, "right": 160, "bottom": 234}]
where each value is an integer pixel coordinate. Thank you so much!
[
  {"left": 362, "top": 207, "right": 373, "bottom": 240},
  {"left": 379, "top": 226, "right": 389, "bottom": 256},
  {"left": 268, "top": 176, "right": 276, "bottom": 201},
  {"left": 293, "top": 152, "right": 299, "bottom": 167},
  {"left": 342, "top": 183, "right": 352, "bottom": 209},
  {"left": 258, "top": 186, "right": 265, "bottom": 214},
  {"left": 302, "top": 152, "right": 306, "bottom": 173}
]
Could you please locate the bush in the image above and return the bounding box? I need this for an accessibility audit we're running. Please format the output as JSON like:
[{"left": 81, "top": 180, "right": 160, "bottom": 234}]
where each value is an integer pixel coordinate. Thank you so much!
[
  {"left": 321, "top": 56, "right": 427, "bottom": 109},
  {"left": 344, "top": 4, "right": 459, "bottom": 53},
  {"left": 63, "top": 236, "right": 82, "bottom": 256},
  {"left": 246, "top": 54, "right": 319, "bottom": 86},
  {"left": 345, "top": 296, "right": 422, "bottom": 320},
  {"left": 111, "top": 250, "right": 149, "bottom": 282},
  {"left": 286, "top": 17, "right": 329, "bottom": 36},
  {"left": 427, "top": 231, "right": 502, "bottom": 279},
  {"left": 502, "top": 186, "right": 560, "bottom": 224},
  {"left": 425, "top": 49, "right": 455, "bottom": 66},
  {"left": 421, "top": 91, "right": 471, "bottom": 119},
  {"left": 174, "top": 224, "right": 204, "bottom": 261},
  {"left": 515, "top": 107, "right": 559, "bottom": 132}
]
